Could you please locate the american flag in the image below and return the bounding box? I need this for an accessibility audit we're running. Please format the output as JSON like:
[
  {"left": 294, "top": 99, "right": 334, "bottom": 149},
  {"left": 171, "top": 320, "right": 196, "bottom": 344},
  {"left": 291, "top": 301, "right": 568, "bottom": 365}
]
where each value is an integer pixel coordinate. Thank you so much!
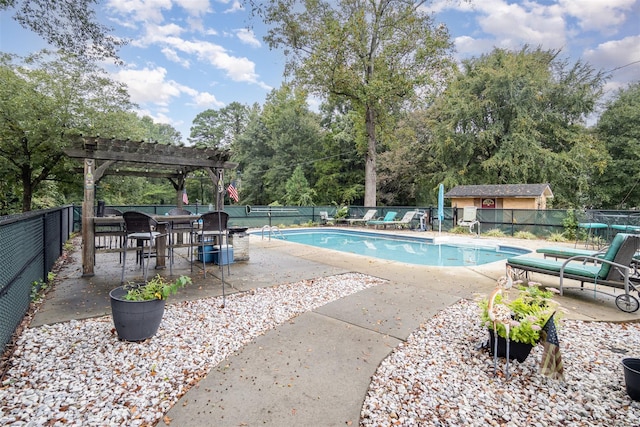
[
  {"left": 182, "top": 188, "right": 189, "bottom": 204},
  {"left": 227, "top": 182, "right": 239, "bottom": 203},
  {"left": 540, "top": 313, "right": 564, "bottom": 381}
]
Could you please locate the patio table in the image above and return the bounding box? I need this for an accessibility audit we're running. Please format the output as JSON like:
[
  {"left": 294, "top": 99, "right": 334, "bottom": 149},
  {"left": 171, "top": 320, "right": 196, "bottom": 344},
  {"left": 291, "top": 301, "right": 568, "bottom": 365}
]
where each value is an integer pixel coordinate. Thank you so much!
[{"left": 93, "top": 214, "right": 198, "bottom": 269}]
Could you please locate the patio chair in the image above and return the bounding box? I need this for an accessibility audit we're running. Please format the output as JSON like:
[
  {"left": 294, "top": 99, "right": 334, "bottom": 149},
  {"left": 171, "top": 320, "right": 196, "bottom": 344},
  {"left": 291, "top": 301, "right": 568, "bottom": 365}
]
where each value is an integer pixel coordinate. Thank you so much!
[
  {"left": 121, "top": 211, "right": 172, "bottom": 284},
  {"left": 458, "top": 206, "right": 480, "bottom": 235},
  {"left": 191, "top": 211, "right": 231, "bottom": 279},
  {"left": 341, "top": 209, "right": 377, "bottom": 226},
  {"left": 167, "top": 207, "right": 196, "bottom": 257},
  {"left": 385, "top": 211, "right": 418, "bottom": 229},
  {"left": 319, "top": 211, "right": 334, "bottom": 225},
  {"left": 366, "top": 211, "right": 398, "bottom": 229},
  {"left": 506, "top": 233, "right": 640, "bottom": 312}
]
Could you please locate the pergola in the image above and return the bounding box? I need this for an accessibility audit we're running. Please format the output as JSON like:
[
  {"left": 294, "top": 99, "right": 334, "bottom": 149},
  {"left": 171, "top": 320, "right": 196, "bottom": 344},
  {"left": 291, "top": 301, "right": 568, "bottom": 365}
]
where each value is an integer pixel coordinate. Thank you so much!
[{"left": 64, "top": 136, "right": 238, "bottom": 276}]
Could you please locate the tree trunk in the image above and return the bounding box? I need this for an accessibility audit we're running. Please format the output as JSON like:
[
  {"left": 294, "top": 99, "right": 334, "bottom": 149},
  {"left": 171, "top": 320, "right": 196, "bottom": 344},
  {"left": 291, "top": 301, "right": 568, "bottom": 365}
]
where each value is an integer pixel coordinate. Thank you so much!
[
  {"left": 22, "top": 167, "right": 33, "bottom": 212},
  {"left": 364, "top": 104, "right": 377, "bottom": 207}
]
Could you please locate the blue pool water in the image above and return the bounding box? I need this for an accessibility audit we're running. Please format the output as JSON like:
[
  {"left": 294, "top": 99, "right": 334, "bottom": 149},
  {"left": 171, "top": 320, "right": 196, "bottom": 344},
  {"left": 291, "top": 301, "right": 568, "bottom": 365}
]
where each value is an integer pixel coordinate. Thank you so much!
[{"left": 266, "top": 229, "right": 529, "bottom": 267}]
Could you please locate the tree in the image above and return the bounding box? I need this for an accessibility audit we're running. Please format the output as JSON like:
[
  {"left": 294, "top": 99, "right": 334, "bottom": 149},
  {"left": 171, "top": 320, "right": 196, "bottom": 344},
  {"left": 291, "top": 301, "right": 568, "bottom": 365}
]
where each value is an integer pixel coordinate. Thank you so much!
[
  {"left": 190, "top": 102, "right": 249, "bottom": 148},
  {"left": 251, "top": 0, "right": 453, "bottom": 206},
  {"left": 427, "top": 46, "right": 608, "bottom": 207},
  {"left": 1, "top": 0, "right": 125, "bottom": 63},
  {"left": 284, "top": 165, "right": 316, "bottom": 205},
  {"left": 596, "top": 82, "right": 640, "bottom": 208},
  {"left": 139, "top": 116, "right": 183, "bottom": 145},
  {"left": 0, "top": 51, "right": 134, "bottom": 212}
]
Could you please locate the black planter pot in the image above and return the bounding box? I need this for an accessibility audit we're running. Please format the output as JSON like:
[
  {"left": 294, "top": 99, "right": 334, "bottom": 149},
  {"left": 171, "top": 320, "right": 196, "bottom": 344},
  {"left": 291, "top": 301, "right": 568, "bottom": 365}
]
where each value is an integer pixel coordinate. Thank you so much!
[
  {"left": 622, "top": 358, "right": 640, "bottom": 400},
  {"left": 488, "top": 329, "right": 534, "bottom": 363},
  {"left": 110, "top": 286, "right": 166, "bottom": 342}
]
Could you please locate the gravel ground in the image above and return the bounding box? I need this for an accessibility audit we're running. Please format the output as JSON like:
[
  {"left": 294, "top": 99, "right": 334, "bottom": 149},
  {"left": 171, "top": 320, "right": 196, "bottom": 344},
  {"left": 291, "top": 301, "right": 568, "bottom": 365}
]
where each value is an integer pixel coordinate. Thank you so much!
[
  {"left": 0, "top": 273, "right": 386, "bottom": 426},
  {"left": 2, "top": 273, "right": 640, "bottom": 426},
  {"left": 361, "top": 298, "right": 640, "bottom": 427}
]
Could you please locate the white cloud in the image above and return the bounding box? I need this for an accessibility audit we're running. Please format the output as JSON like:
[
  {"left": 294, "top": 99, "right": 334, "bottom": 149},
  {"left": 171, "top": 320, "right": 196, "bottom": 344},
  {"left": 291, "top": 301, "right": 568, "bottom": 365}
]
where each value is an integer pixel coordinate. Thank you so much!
[
  {"left": 559, "top": 0, "right": 636, "bottom": 33},
  {"left": 584, "top": 35, "right": 640, "bottom": 91},
  {"left": 112, "top": 66, "right": 185, "bottom": 105},
  {"left": 161, "top": 47, "right": 191, "bottom": 67},
  {"left": 174, "top": 0, "right": 211, "bottom": 16},
  {"left": 107, "top": 0, "right": 173, "bottom": 24},
  {"left": 235, "top": 28, "right": 261, "bottom": 47},
  {"left": 475, "top": 1, "right": 567, "bottom": 50},
  {"left": 192, "top": 92, "right": 225, "bottom": 108},
  {"left": 160, "top": 36, "right": 262, "bottom": 83},
  {"left": 220, "top": 0, "right": 243, "bottom": 13}
]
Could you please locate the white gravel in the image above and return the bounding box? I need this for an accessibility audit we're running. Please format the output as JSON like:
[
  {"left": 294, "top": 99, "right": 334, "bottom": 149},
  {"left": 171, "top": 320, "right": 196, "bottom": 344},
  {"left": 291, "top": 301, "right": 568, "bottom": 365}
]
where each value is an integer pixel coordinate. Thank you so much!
[
  {"left": 3, "top": 273, "right": 640, "bottom": 426},
  {"left": 361, "top": 298, "right": 640, "bottom": 427},
  {"left": 0, "top": 273, "right": 385, "bottom": 426}
]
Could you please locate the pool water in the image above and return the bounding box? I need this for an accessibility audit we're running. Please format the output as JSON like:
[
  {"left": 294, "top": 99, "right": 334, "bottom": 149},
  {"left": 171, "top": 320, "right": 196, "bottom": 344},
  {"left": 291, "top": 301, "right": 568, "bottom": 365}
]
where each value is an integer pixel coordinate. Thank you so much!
[{"left": 267, "top": 229, "right": 529, "bottom": 267}]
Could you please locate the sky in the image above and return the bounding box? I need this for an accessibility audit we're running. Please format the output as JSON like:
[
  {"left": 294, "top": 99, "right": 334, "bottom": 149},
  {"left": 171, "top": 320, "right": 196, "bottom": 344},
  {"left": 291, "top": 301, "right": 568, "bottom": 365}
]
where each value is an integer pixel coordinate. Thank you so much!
[{"left": 1, "top": 0, "right": 639, "bottom": 142}]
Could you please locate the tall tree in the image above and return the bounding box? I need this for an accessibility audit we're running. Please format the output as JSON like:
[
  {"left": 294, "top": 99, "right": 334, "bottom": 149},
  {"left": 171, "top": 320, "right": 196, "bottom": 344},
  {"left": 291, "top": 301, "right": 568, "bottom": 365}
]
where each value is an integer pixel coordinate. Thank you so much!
[
  {"left": 251, "top": 0, "right": 453, "bottom": 206},
  {"left": 0, "top": 0, "right": 125, "bottom": 63},
  {"left": 596, "top": 82, "right": 640, "bottom": 208},
  {"left": 0, "top": 51, "right": 134, "bottom": 212},
  {"left": 190, "top": 102, "right": 249, "bottom": 148},
  {"left": 284, "top": 165, "right": 316, "bottom": 205},
  {"left": 427, "top": 46, "right": 608, "bottom": 207}
]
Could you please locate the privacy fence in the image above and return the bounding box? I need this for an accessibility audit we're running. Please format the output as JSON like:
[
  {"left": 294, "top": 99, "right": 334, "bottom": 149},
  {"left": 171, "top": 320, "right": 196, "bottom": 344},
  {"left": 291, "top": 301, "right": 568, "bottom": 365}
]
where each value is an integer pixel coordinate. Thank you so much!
[
  {"left": 2, "top": 204, "right": 638, "bottom": 352},
  {"left": 0, "top": 206, "right": 74, "bottom": 352}
]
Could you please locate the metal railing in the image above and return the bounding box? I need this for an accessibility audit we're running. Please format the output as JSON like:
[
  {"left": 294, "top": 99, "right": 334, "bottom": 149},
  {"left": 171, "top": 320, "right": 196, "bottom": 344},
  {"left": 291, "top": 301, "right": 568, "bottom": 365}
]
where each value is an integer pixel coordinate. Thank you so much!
[{"left": 0, "top": 206, "right": 74, "bottom": 351}]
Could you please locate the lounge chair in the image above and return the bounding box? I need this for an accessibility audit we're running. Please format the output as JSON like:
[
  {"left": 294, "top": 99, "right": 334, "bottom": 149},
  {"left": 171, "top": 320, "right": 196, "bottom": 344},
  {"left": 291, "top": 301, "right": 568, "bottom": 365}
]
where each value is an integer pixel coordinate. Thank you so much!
[
  {"left": 506, "top": 233, "right": 640, "bottom": 312},
  {"left": 458, "top": 206, "right": 480, "bottom": 235},
  {"left": 366, "top": 211, "right": 398, "bottom": 229},
  {"left": 536, "top": 246, "right": 605, "bottom": 260},
  {"left": 386, "top": 211, "right": 418, "bottom": 229},
  {"left": 319, "top": 211, "right": 334, "bottom": 225},
  {"left": 339, "top": 209, "right": 378, "bottom": 226}
]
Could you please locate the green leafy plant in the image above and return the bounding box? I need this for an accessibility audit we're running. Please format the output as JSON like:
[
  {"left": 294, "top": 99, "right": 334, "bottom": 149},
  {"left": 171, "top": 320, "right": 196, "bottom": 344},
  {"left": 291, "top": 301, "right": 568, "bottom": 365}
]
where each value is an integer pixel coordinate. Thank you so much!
[
  {"left": 484, "top": 228, "right": 506, "bottom": 237},
  {"left": 479, "top": 284, "right": 559, "bottom": 345},
  {"left": 547, "top": 232, "right": 568, "bottom": 242},
  {"left": 514, "top": 231, "right": 536, "bottom": 240},
  {"left": 334, "top": 205, "right": 349, "bottom": 219},
  {"left": 123, "top": 275, "right": 192, "bottom": 301}
]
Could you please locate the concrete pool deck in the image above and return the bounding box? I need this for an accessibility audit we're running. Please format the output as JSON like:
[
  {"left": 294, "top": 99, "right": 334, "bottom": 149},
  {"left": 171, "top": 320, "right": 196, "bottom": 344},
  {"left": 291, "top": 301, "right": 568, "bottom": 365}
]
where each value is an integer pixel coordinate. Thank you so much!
[{"left": 30, "top": 228, "right": 640, "bottom": 426}]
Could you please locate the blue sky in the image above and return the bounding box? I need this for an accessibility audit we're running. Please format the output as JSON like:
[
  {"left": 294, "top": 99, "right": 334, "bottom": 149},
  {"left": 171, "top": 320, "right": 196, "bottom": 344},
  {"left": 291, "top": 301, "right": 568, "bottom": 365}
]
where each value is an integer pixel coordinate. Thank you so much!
[{"left": 1, "top": 0, "right": 639, "bottom": 142}]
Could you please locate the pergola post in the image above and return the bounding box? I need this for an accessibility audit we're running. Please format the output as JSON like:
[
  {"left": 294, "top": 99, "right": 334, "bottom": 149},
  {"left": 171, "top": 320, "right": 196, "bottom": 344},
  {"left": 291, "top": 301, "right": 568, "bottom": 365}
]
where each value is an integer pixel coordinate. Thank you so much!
[{"left": 82, "top": 159, "right": 96, "bottom": 276}]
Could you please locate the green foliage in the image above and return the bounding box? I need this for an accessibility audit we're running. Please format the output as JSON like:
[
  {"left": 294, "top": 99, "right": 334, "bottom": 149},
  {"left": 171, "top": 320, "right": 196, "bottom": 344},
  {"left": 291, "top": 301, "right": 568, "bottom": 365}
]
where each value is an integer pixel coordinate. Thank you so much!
[
  {"left": 561, "top": 209, "right": 582, "bottom": 241},
  {"left": 595, "top": 83, "right": 640, "bottom": 209},
  {"left": 479, "top": 285, "right": 559, "bottom": 345},
  {"left": 483, "top": 228, "right": 506, "bottom": 237},
  {"left": 256, "top": 0, "right": 453, "bottom": 205},
  {"left": 284, "top": 166, "right": 316, "bottom": 206},
  {"left": 123, "top": 275, "right": 192, "bottom": 301},
  {"left": 334, "top": 205, "right": 349, "bottom": 219},
  {"left": 547, "top": 233, "right": 568, "bottom": 242},
  {"left": 427, "top": 46, "right": 607, "bottom": 208},
  {"left": 2, "top": 0, "right": 125, "bottom": 63},
  {"left": 514, "top": 231, "right": 537, "bottom": 240}
]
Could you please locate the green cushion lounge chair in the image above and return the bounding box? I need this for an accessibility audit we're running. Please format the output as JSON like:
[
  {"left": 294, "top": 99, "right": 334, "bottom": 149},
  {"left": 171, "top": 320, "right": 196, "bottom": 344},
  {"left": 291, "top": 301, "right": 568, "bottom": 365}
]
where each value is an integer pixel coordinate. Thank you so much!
[
  {"left": 506, "top": 233, "right": 640, "bottom": 312},
  {"left": 366, "top": 211, "right": 398, "bottom": 229}
]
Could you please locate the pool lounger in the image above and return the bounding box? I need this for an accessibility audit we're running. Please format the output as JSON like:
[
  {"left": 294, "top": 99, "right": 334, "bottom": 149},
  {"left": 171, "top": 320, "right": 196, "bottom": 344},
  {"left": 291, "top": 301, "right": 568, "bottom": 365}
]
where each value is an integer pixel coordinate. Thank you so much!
[{"left": 507, "top": 233, "right": 640, "bottom": 312}]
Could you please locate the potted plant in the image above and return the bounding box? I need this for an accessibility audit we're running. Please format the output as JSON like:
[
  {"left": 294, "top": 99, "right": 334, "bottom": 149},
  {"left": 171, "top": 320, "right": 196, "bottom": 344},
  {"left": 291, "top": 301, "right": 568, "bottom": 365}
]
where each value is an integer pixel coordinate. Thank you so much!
[
  {"left": 110, "top": 274, "right": 192, "bottom": 342},
  {"left": 478, "top": 282, "right": 559, "bottom": 362}
]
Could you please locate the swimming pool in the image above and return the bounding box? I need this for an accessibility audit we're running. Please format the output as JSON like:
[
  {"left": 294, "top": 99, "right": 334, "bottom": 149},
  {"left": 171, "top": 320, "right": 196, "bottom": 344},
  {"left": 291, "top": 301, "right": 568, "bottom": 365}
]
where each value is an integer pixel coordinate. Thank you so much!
[{"left": 264, "top": 229, "right": 529, "bottom": 267}]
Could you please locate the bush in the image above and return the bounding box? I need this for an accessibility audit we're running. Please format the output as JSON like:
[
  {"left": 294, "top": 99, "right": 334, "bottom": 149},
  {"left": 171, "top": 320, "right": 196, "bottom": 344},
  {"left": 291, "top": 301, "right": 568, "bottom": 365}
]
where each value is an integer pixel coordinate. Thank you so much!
[
  {"left": 483, "top": 228, "right": 506, "bottom": 237},
  {"left": 514, "top": 231, "right": 537, "bottom": 240}
]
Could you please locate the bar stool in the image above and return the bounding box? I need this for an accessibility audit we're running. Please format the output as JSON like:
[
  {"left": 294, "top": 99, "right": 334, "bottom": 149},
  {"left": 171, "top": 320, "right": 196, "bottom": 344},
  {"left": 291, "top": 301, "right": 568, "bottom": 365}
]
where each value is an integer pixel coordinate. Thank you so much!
[{"left": 121, "top": 211, "right": 172, "bottom": 283}]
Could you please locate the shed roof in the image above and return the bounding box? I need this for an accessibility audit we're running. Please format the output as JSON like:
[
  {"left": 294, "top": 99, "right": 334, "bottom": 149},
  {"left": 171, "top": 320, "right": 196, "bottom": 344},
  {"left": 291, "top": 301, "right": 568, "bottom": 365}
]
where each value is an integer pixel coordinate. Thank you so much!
[{"left": 445, "top": 184, "right": 553, "bottom": 198}]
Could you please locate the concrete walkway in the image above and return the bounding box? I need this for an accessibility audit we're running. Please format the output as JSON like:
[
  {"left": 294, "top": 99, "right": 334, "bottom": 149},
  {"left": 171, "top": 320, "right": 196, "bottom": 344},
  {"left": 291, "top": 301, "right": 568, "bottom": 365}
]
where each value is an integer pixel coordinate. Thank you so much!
[{"left": 31, "top": 230, "right": 640, "bottom": 426}]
